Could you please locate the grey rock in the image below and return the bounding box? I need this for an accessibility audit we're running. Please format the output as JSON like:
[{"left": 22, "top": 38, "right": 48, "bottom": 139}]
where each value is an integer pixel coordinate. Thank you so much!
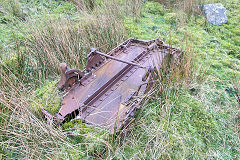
[{"left": 202, "top": 3, "right": 227, "bottom": 26}]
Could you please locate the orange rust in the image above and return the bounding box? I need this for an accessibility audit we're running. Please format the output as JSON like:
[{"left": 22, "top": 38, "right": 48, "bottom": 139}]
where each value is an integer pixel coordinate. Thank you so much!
[{"left": 42, "top": 38, "right": 183, "bottom": 133}]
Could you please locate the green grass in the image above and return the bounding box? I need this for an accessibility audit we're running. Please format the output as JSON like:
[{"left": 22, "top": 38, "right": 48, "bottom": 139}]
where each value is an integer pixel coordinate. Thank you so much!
[
  {"left": 0, "top": 0, "right": 239, "bottom": 159},
  {"left": 121, "top": 0, "right": 240, "bottom": 159}
]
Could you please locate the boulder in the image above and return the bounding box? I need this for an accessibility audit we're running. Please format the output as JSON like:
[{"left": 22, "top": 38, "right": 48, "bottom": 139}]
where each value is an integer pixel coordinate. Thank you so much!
[{"left": 202, "top": 3, "right": 227, "bottom": 26}]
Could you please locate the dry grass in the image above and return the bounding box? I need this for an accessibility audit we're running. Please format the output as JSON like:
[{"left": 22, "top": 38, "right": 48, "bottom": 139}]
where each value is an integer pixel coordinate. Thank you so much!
[
  {"left": 0, "top": 69, "right": 111, "bottom": 159},
  {"left": 155, "top": 0, "right": 223, "bottom": 16},
  {"left": 123, "top": 0, "right": 143, "bottom": 18},
  {"left": 0, "top": 0, "right": 22, "bottom": 18},
  {"left": 25, "top": 1, "right": 127, "bottom": 80},
  {"left": 155, "top": 0, "right": 203, "bottom": 16},
  {"left": 2, "top": 0, "right": 236, "bottom": 159},
  {"left": 0, "top": 69, "right": 65, "bottom": 159},
  {"left": 0, "top": 0, "right": 137, "bottom": 158},
  {"left": 108, "top": 38, "right": 197, "bottom": 159},
  {"left": 153, "top": 36, "right": 195, "bottom": 101},
  {"left": 69, "top": 0, "right": 95, "bottom": 11}
]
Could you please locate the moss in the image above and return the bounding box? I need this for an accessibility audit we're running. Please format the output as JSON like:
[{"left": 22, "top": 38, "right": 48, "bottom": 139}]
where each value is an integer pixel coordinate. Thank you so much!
[
  {"left": 32, "top": 80, "right": 61, "bottom": 114},
  {"left": 142, "top": 1, "right": 165, "bottom": 15},
  {"left": 124, "top": 18, "right": 146, "bottom": 38},
  {"left": 175, "top": 93, "right": 216, "bottom": 135},
  {"left": 53, "top": 2, "right": 76, "bottom": 14},
  {"left": 63, "top": 119, "right": 84, "bottom": 130},
  {"left": 164, "top": 13, "right": 177, "bottom": 24},
  {"left": 2, "top": 55, "right": 18, "bottom": 69}
]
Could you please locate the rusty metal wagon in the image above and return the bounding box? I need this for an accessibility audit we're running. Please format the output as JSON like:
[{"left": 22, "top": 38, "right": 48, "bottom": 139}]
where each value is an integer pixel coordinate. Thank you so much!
[{"left": 42, "top": 38, "right": 183, "bottom": 133}]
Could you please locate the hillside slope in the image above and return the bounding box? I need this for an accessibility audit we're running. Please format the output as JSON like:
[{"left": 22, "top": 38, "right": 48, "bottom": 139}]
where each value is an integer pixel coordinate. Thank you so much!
[{"left": 0, "top": 0, "right": 239, "bottom": 159}]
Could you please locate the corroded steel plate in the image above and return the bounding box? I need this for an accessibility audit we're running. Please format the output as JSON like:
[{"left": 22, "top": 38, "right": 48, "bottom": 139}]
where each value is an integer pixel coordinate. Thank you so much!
[{"left": 42, "top": 39, "right": 183, "bottom": 133}]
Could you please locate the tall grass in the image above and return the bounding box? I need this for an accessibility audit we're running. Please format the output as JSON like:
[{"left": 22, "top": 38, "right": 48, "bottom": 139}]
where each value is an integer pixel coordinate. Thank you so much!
[
  {"left": 123, "top": 0, "right": 143, "bottom": 18},
  {"left": 2, "top": 0, "right": 238, "bottom": 159},
  {"left": 27, "top": 16, "right": 126, "bottom": 78},
  {"left": 0, "top": 69, "right": 113, "bottom": 159},
  {"left": 0, "top": 0, "right": 137, "bottom": 158},
  {"left": 24, "top": 0, "right": 127, "bottom": 81},
  {"left": 0, "top": 0, "right": 23, "bottom": 19},
  {"left": 1, "top": 0, "right": 192, "bottom": 157},
  {"left": 112, "top": 36, "right": 239, "bottom": 159},
  {"left": 69, "top": 0, "right": 95, "bottom": 11},
  {"left": 157, "top": 38, "right": 195, "bottom": 100},
  {"left": 155, "top": 0, "right": 203, "bottom": 15},
  {"left": 108, "top": 38, "right": 198, "bottom": 159},
  {"left": 155, "top": 0, "right": 223, "bottom": 16}
]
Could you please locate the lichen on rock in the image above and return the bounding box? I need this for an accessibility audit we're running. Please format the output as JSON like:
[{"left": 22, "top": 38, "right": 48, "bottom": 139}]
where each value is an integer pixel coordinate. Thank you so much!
[{"left": 202, "top": 3, "right": 228, "bottom": 26}]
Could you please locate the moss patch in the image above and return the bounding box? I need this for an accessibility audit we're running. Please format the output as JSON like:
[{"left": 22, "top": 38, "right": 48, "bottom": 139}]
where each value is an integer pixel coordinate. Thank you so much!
[{"left": 32, "top": 80, "right": 61, "bottom": 114}]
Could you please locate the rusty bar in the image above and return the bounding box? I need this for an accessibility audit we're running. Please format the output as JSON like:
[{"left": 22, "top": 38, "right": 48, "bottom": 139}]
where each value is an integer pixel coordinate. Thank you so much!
[{"left": 92, "top": 49, "right": 146, "bottom": 68}]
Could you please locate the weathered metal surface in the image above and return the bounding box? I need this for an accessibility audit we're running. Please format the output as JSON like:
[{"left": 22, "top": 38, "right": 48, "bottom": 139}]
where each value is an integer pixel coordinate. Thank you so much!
[{"left": 42, "top": 38, "right": 183, "bottom": 133}]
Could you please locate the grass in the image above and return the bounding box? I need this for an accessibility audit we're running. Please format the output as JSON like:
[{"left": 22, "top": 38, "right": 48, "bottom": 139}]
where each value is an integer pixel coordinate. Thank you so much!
[
  {"left": 0, "top": 0, "right": 138, "bottom": 159},
  {"left": 121, "top": 0, "right": 240, "bottom": 159},
  {"left": 0, "top": 0, "right": 239, "bottom": 159}
]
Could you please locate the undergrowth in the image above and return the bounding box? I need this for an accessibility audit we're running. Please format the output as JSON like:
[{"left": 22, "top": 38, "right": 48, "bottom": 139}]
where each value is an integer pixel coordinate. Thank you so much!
[
  {"left": 121, "top": 0, "right": 239, "bottom": 159},
  {"left": 0, "top": 0, "right": 136, "bottom": 159},
  {"left": 0, "top": 0, "right": 239, "bottom": 159}
]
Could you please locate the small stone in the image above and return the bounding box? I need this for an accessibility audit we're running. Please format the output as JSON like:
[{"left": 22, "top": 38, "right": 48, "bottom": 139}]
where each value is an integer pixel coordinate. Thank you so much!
[{"left": 202, "top": 3, "right": 227, "bottom": 26}]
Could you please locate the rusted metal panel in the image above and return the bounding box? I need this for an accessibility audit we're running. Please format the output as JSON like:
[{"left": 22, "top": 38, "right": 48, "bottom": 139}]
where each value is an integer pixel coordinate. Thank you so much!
[{"left": 42, "top": 38, "right": 183, "bottom": 133}]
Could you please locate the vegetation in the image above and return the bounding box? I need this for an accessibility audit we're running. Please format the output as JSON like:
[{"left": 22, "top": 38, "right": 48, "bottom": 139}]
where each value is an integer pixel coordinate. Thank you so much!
[{"left": 0, "top": 0, "right": 239, "bottom": 159}]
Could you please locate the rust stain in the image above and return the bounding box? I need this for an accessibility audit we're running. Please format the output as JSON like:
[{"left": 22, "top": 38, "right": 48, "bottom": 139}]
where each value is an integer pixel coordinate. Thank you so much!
[{"left": 42, "top": 38, "right": 183, "bottom": 133}]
